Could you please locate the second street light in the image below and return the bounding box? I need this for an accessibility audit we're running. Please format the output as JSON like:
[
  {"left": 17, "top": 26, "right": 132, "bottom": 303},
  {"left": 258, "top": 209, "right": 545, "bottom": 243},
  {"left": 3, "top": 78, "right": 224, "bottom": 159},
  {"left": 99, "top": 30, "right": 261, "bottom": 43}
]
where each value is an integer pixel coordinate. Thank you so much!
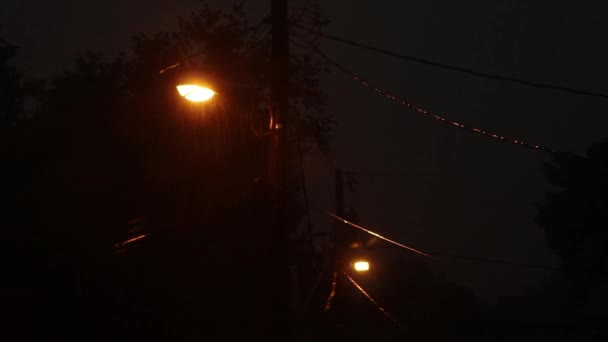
[{"left": 353, "top": 260, "right": 370, "bottom": 272}]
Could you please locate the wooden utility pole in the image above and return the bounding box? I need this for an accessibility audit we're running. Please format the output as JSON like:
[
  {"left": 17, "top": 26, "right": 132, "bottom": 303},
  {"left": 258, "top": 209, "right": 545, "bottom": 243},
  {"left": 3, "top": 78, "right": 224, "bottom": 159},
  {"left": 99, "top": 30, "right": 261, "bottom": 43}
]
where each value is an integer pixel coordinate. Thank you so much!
[
  {"left": 326, "top": 168, "right": 345, "bottom": 312},
  {"left": 335, "top": 168, "right": 357, "bottom": 253},
  {"left": 335, "top": 168, "right": 345, "bottom": 218},
  {"left": 266, "top": 0, "right": 289, "bottom": 339}
]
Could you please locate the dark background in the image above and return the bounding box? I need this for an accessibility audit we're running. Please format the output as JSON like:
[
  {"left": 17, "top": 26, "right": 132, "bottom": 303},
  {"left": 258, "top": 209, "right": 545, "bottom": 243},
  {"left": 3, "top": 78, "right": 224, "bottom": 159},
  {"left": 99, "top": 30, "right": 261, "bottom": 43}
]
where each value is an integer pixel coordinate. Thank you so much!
[
  {"left": 4, "top": 0, "right": 608, "bottom": 302},
  {"left": 3, "top": 0, "right": 608, "bottom": 339}
]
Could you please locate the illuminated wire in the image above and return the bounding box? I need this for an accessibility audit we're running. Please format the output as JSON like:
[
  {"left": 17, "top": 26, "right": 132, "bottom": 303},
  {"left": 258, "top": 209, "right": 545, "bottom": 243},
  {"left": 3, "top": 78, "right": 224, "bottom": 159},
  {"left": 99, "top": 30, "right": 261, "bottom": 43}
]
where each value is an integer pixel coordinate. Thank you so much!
[
  {"left": 291, "top": 23, "right": 608, "bottom": 100},
  {"left": 324, "top": 271, "right": 338, "bottom": 311},
  {"left": 329, "top": 203, "right": 560, "bottom": 271},
  {"left": 328, "top": 213, "right": 431, "bottom": 258},
  {"left": 312, "top": 47, "right": 561, "bottom": 154},
  {"left": 328, "top": 205, "right": 557, "bottom": 270},
  {"left": 344, "top": 271, "right": 401, "bottom": 327},
  {"left": 113, "top": 234, "right": 149, "bottom": 248},
  {"left": 327, "top": 209, "right": 558, "bottom": 270},
  {"left": 288, "top": 26, "right": 563, "bottom": 154}
]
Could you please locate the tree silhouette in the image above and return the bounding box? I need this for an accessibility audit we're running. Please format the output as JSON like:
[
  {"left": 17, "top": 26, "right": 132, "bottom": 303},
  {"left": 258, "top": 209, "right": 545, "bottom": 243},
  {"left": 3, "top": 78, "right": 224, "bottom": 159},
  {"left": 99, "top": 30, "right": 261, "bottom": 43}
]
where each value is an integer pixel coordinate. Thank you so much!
[
  {"left": 538, "top": 146, "right": 608, "bottom": 295},
  {"left": 4, "top": 2, "right": 332, "bottom": 340},
  {"left": 1, "top": 37, "right": 52, "bottom": 340},
  {"left": 0, "top": 38, "right": 22, "bottom": 128},
  {"left": 534, "top": 143, "right": 608, "bottom": 339}
]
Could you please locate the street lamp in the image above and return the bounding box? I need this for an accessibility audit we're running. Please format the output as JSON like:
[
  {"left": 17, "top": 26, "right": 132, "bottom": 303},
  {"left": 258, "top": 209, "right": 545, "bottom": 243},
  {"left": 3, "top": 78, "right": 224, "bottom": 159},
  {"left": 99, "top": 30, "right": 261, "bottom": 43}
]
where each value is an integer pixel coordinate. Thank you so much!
[
  {"left": 353, "top": 260, "right": 370, "bottom": 272},
  {"left": 174, "top": 70, "right": 219, "bottom": 103},
  {"left": 159, "top": 2, "right": 288, "bottom": 338},
  {"left": 176, "top": 84, "right": 216, "bottom": 102}
]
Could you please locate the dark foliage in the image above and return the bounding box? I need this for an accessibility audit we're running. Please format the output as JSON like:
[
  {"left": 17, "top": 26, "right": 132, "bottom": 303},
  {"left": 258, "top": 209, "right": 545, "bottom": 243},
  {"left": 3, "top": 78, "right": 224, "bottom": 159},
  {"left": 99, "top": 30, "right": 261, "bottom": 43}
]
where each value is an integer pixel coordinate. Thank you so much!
[
  {"left": 515, "top": 143, "right": 608, "bottom": 340},
  {"left": 2, "top": 2, "right": 331, "bottom": 340},
  {"left": 0, "top": 38, "right": 22, "bottom": 128},
  {"left": 538, "top": 145, "right": 608, "bottom": 290}
]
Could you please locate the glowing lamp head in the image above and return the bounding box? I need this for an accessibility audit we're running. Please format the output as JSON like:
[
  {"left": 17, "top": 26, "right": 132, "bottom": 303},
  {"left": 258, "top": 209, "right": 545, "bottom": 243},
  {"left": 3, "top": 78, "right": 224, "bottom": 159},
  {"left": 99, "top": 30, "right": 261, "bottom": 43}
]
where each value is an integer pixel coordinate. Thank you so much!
[
  {"left": 176, "top": 84, "right": 216, "bottom": 102},
  {"left": 353, "top": 261, "right": 370, "bottom": 272}
]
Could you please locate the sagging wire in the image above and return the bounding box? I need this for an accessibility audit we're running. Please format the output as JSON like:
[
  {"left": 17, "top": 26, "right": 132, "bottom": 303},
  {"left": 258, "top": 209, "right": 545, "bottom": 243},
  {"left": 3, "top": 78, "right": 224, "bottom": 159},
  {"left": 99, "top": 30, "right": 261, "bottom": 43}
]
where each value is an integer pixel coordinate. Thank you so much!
[
  {"left": 324, "top": 51, "right": 560, "bottom": 153},
  {"left": 289, "top": 26, "right": 572, "bottom": 155},
  {"left": 291, "top": 22, "right": 608, "bottom": 100}
]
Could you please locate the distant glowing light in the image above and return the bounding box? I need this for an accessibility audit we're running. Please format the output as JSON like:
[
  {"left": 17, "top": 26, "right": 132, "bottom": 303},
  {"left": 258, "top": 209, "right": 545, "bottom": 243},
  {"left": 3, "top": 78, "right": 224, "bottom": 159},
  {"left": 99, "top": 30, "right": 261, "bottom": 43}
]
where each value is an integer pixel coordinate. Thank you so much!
[
  {"left": 114, "top": 234, "right": 149, "bottom": 248},
  {"left": 354, "top": 261, "right": 370, "bottom": 272},
  {"left": 176, "top": 84, "right": 215, "bottom": 102}
]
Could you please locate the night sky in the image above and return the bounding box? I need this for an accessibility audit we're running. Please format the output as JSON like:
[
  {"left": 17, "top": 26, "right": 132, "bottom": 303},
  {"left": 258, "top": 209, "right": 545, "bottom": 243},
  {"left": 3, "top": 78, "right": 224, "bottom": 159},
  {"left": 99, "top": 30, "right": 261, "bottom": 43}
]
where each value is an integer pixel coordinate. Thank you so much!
[{"left": 4, "top": 0, "right": 608, "bottom": 302}]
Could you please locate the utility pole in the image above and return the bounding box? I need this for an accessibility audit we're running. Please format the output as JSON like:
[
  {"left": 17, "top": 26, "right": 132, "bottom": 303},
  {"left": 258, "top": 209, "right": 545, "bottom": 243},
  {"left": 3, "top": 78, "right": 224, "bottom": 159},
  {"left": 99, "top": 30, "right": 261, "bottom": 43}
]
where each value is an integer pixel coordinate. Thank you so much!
[
  {"left": 335, "top": 168, "right": 345, "bottom": 218},
  {"left": 326, "top": 168, "right": 345, "bottom": 312},
  {"left": 265, "top": 0, "right": 289, "bottom": 340},
  {"left": 334, "top": 168, "right": 357, "bottom": 267},
  {"left": 334, "top": 167, "right": 345, "bottom": 273}
]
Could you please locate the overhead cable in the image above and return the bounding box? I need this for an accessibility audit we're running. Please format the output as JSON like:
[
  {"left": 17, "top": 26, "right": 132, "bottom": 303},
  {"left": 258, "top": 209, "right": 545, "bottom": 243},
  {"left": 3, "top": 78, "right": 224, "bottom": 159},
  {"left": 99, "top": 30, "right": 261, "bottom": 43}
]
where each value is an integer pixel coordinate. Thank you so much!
[
  {"left": 329, "top": 212, "right": 560, "bottom": 270},
  {"left": 312, "top": 47, "right": 561, "bottom": 154},
  {"left": 292, "top": 24, "right": 608, "bottom": 100},
  {"left": 324, "top": 271, "right": 338, "bottom": 311},
  {"left": 427, "top": 251, "right": 558, "bottom": 271},
  {"left": 328, "top": 213, "right": 431, "bottom": 258},
  {"left": 344, "top": 271, "right": 401, "bottom": 327}
]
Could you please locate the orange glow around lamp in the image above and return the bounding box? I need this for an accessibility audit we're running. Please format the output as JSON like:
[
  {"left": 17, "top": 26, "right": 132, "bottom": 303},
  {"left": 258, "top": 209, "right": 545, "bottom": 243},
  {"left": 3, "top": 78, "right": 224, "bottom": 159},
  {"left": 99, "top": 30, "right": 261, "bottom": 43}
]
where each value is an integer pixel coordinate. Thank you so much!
[
  {"left": 353, "top": 261, "right": 370, "bottom": 272},
  {"left": 176, "top": 84, "right": 216, "bottom": 102}
]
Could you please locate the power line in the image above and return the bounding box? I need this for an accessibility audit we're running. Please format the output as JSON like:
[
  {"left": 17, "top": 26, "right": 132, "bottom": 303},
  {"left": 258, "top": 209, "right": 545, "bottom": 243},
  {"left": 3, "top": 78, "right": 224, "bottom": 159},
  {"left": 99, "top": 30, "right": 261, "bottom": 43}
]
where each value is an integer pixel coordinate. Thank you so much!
[
  {"left": 329, "top": 213, "right": 559, "bottom": 271},
  {"left": 427, "top": 251, "right": 558, "bottom": 271},
  {"left": 344, "top": 271, "right": 401, "bottom": 327},
  {"left": 328, "top": 212, "right": 431, "bottom": 258},
  {"left": 324, "top": 271, "right": 338, "bottom": 311},
  {"left": 376, "top": 246, "right": 558, "bottom": 271},
  {"left": 310, "top": 45, "right": 562, "bottom": 154},
  {"left": 292, "top": 24, "right": 608, "bottom": 100}
]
